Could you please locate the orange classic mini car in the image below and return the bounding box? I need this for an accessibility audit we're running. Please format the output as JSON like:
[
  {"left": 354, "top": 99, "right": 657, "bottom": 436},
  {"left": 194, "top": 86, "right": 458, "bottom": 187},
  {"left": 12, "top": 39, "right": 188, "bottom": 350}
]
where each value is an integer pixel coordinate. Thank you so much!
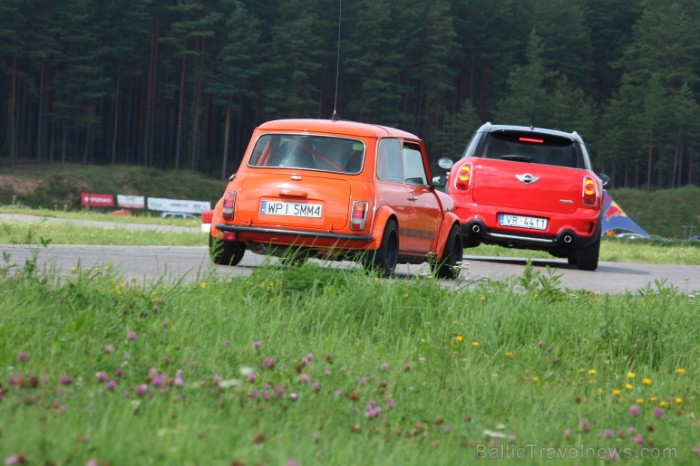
[{"left": 208, "top": 118, "right": 463, "bottom": 278}]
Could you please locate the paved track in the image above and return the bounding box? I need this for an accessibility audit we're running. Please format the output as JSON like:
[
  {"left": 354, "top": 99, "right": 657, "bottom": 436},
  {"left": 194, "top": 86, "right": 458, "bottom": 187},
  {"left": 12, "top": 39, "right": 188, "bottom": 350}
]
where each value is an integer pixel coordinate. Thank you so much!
[{"left": 1, "top": 213, "right": 698, "bottom": 294}]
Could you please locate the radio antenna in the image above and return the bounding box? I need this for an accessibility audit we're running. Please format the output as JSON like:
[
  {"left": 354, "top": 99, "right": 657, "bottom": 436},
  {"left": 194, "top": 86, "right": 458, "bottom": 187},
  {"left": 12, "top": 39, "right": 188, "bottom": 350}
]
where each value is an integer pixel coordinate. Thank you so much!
[{"left": 331, "top": 0, "right": 341, "bottom": 120}]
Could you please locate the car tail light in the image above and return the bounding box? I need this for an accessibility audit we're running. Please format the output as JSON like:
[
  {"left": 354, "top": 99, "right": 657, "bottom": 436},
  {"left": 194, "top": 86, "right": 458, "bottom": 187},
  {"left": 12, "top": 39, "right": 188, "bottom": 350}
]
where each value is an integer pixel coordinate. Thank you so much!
[
  {"left": 222, "top": 190, "right": 236, "bottom": 220},
  {"left": 518, "top": 137, "right": 544, "bottom": 144},
  {"left": 454, "top": 163, "right": 473, "bottom": 191},
  {"left": 350, "top": 201, "right": 369, "bottom": 230},
  {"left": 582, "top": 176, "right": 598, "bottom": 206}
]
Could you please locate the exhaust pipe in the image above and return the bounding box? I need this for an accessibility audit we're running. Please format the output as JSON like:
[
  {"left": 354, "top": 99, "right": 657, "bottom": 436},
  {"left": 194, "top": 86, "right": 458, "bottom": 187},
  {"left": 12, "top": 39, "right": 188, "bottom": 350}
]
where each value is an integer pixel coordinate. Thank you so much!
[
  {"left": 563, "top": 235, "right": 573, "bottom": 244},
  {"left": 471, "top": 224, "right": 481, "bottom": 234}
]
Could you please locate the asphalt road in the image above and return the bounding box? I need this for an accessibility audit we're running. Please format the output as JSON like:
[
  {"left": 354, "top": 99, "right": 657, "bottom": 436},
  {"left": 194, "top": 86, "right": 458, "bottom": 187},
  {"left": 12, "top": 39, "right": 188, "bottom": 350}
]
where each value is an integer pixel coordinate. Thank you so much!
[
  {"left": 1, "top": 213, "right": 698, "bottom": 294},
  {"left": 1, "top": 243, "right": 698, "bottom": 295}
]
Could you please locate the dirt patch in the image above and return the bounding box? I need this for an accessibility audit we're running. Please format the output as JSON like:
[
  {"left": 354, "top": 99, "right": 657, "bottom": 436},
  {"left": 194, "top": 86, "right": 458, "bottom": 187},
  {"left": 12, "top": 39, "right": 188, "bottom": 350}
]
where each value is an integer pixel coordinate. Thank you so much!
[{"left": 0, "top": 175, "right": 44, "bottom": 194}]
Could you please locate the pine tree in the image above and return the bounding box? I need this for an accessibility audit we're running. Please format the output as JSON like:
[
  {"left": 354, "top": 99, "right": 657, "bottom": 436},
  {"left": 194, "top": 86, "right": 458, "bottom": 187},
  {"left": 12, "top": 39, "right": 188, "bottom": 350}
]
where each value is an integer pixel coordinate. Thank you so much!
[
  {"left": 208, "top": 0, "right": 263, "bottom": 178},
  {"left": 494, "top": 30, "right": 554, "bottom": 126}
]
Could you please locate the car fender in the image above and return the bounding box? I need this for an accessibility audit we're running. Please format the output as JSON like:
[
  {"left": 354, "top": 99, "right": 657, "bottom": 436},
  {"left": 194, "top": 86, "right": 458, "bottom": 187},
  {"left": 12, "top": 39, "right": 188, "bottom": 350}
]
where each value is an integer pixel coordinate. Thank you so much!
[
  {"left": 433, "top": 212, "right": 461, "bottom": 259},
  {"left": 368, "top": 205, "right": 398, "bottom": 250},
  {"left": 209, "top": 198, "right": 224, "bottom": 237}
]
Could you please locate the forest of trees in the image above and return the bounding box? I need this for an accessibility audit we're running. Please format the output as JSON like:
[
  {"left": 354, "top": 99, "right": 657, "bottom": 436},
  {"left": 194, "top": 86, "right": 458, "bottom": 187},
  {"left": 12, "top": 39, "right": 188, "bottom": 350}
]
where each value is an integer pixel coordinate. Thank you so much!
[{"left": 1, "top": 0, "right": 700, "bottom": 188}]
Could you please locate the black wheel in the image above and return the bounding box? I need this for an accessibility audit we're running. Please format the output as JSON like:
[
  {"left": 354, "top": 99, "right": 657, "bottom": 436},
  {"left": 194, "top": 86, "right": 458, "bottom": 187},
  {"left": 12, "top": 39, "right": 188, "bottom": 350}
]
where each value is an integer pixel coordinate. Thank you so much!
[
  {"left": 364, "top": 220, "right": 399, "bottom": 277},
  {"left": 209, "top": 235, "right": 245, "bottom": 266},
  {"left": 432, "top": 224, "right": 463, "bottom": 279},
  {"left": 574, "top": 230, "right": 600, "bottom": 271}
]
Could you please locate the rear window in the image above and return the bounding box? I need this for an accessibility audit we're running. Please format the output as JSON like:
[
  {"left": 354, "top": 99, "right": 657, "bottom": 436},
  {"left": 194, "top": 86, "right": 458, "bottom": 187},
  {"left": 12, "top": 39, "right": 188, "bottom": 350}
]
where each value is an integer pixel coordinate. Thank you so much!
[
  {"left": 477, "top": 131, "right": 581, "bottom": 168},
  {"left": 248, "top": 134, "right": 365, "bottom": 174}
]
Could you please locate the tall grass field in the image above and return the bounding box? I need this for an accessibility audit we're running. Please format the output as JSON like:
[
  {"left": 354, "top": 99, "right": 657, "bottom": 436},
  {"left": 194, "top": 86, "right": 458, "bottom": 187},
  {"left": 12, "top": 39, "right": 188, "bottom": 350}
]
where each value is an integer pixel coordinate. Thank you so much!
[
  {"left": 1, "top": 255, "right": 698, "bottom": 465},
  {"left": 1, "top": 163, "right": 699, "bottom": 465}
]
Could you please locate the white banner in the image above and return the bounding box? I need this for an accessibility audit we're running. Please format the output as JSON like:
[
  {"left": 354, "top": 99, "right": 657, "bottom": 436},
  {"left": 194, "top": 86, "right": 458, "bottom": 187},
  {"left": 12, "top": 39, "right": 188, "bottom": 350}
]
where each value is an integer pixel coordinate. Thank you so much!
[
  {"left": 117, "top": 194, "right": 145, "bottom": 209},
  {"left": 147, "top": 197, "right": 211, "bottom": 213}
]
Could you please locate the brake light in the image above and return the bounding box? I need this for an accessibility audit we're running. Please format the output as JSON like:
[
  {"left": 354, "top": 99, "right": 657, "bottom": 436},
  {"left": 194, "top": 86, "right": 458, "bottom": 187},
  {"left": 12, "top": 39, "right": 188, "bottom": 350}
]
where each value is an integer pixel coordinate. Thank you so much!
[
  {"left": 518, "top": 137, "right": 544, "bottom": 144},
  {"left": 350, "top": 201, "right": 369, "bottom": 230},
  {"left": 454, "top": 163, "right": 472, "bottom": 191},
  {"left": 222, "top": 190, "right": 236, "bottom": 220},
  {"left": 582, "top": 176, "right": 598, "bottom": 206}
]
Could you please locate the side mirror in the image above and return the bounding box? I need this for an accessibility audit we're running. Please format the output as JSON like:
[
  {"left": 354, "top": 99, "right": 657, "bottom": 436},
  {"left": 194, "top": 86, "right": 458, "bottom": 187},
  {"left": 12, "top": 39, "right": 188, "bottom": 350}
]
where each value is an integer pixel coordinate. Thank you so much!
[
  {"left": 437, "top": 157, "right": 454, "bottom": 170},
  {"left": 598, "top": 173, "right": 611, "bottom": 188}
]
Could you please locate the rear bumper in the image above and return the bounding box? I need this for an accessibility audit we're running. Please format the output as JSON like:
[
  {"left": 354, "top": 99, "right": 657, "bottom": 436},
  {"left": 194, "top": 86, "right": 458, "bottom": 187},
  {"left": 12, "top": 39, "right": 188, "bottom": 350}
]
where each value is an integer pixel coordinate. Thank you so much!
[
  {"left": 461, "top": 218, "right": 598, "bottom": 249},
  {"left": 215, "top": 223, "right": 373, "bottom": 243}
]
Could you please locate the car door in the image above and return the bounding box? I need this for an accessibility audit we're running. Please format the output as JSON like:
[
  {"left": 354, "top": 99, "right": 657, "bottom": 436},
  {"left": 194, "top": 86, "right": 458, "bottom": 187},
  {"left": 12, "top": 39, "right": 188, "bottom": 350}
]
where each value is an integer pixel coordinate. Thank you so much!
[
  {"left": 402, "top": 142, "right": 440, "bottom": 254},
  {"left": 376, "top": 138, "right": 414, "bottom": 249}
]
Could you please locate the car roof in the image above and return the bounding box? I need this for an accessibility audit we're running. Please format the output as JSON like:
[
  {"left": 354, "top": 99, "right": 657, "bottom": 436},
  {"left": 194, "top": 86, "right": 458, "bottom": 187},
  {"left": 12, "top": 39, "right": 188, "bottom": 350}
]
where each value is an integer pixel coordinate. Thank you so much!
[
  {"left": 477, "top": 122, "right": 583, "bottom": 143},
  {"left": 257, "top": 118, "right": 421, "bottom": 140}
]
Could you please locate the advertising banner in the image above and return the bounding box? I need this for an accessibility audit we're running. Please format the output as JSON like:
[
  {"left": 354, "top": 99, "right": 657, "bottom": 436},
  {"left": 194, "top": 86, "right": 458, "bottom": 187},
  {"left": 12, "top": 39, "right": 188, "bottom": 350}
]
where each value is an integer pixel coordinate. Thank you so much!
[
  {"left": 146, "top": 197, "right": 211, "bottom": 213},
  {"left": 81, "top": 192, "right": 115, "bottom": 207},
  {"left": 117, "top": 194, "right": 145, "bottom": 209}
]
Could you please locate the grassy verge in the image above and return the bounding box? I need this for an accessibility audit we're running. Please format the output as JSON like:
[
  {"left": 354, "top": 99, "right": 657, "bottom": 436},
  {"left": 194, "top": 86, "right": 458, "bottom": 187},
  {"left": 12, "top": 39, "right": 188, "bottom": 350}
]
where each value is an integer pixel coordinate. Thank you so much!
[
  {"left": 2, "top": 209, "right": 700, "bottom": 264},
  {"left": 1, "top": 261, "right": 698, "bottom": 465}
]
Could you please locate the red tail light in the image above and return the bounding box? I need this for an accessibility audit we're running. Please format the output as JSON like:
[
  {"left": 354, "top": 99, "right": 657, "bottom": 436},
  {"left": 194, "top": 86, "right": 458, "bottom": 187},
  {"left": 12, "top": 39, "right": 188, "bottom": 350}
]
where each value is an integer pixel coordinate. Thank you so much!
[
  {"left": 222, "top": 190, "right": 236, "bottom": 220},
  {"left": 350, "top": 201, "right": 369, "bottom": 230},
  {"left": 582, "top": 176, "right": 598, "bottom": 206},
  {"left": 454, "top": 163, "right": 473, "bottom": 191}
]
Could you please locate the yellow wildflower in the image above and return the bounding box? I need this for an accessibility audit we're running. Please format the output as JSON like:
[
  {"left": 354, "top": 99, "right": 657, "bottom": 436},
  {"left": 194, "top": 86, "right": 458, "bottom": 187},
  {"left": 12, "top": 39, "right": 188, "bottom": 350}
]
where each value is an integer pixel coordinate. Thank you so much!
[
  {"left": 625, "top": 383, "right": 633, "bottom": 390},
  {"left": 627, "top": 371, "right": 636, "bottom": 378},
  {"left": 675, "top": 368, "right": 686, "bottom": 374},
  {"left": 642, "top": 378, "right": 652, "bottom": 386},
  {"left": 505, "top": 352, "right": 513, "bottom": 357},
  {"left": 659, "top": 401, "right": 669, "bottom": 408},
  {"left": 674, "top": 397, "right": 683, "bottom": 404},
  {"left": 612, "top": 389, "right": 621, "bottom": 396},
  {"left": 636, "top": 398, "right": 644, "bottom": 404},
  {"left": 454, "top": 335, "right": 464, "bottom": 343},
  {"left": 472, "top": 341, "right": 480, "bottom": 348},
  {"left": 588, "top": 369, "right": 597, "bottom": 376},
  {"left": 532, "top": 377, "right": 539, "bottom": 383}
]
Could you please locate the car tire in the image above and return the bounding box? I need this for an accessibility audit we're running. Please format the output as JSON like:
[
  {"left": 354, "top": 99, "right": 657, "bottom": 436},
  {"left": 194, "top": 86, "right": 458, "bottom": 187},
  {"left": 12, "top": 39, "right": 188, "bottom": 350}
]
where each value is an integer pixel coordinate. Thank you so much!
[
  {"left": 365, "top": 219, "right": 399, "bottom": 277},
  {"left": 574, "top": 230, "right": 600, "bottom": 271},
  {"left": 432, "top": 224, "right": 463, "bottom": 279},
  {"left": 209, "top": 235, "right": 245, "bottom": 266}
]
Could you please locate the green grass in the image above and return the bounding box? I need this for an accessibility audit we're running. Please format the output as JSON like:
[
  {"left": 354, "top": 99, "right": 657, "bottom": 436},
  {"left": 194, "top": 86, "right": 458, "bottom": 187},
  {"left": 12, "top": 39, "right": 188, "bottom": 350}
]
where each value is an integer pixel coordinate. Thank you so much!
[
  {"left": 0, "top": 164, "right": 225, "bottom": 210},
  {"left": 2, "top": 163, "right": 699, "bottom": 239},
  {"left": 3, "top": 208, "right": 700, "bottom": 264},
  {"left": 1, "top": 261, "right": 698, "bottom": 465},
  {"left": 0, "top": 210, "right": 204, "bottom": 246}
]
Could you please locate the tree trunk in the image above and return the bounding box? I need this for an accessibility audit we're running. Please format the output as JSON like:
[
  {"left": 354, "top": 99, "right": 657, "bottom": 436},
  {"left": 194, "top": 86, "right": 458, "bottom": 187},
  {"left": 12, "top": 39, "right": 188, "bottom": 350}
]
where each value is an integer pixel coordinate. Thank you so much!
[
  {"left": 144, "top": 13, "right": 160, "bottom": 168},
  {"left": 36, "top": 59, "right": 49, "bottom": 163},
  {"left": 222, "top": 98, "right": 232, "bottom": 180},
  {"left": 190, "top": 37, "right": 204, "bottom": 171},
  {"left": 111, "top": 77, "right": 121, "bottom": 165},
  {"left": 175, "top": 51, "right": 187, "bottom": 170},
  {"left": 9, "top": 57, "right": 18, "bottom": 167},
  {"left": 646, "top": 131, "right": 653, "bottom": 189}
]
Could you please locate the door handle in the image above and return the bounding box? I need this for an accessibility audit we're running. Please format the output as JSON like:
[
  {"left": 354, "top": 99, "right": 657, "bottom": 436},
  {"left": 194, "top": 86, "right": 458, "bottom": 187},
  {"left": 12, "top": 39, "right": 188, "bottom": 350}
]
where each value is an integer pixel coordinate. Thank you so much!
[{"left": 408, "top": 195, "right": 417, "bottom": 201}]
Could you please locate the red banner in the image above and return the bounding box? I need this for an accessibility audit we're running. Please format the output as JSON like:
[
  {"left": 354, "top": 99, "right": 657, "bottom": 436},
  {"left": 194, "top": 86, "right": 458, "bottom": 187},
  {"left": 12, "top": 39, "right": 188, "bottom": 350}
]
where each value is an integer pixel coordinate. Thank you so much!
[{"left": 81, "top": 192, "right": 115, "bottom": 207}]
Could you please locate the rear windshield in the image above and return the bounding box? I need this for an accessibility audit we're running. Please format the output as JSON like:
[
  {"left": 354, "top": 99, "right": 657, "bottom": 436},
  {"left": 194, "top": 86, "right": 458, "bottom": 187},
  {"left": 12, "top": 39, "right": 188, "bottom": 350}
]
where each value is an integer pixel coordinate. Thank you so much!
[
  {"left": 476, "top": 131, "right": 582, "bottom": 168},
  {"left": 248, "top": 134, "right": 365, "bottom": 174}
]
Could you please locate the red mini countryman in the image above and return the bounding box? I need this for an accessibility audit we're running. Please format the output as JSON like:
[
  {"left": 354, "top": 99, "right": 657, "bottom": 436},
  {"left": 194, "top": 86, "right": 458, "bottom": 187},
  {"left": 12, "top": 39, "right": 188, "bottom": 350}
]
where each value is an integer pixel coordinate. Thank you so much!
[
  {"left": 208, "top": 118, "right": 463, "bottom": 278},
  {"left": 437, "top": 123, "right": 608, "bottom": 271}
]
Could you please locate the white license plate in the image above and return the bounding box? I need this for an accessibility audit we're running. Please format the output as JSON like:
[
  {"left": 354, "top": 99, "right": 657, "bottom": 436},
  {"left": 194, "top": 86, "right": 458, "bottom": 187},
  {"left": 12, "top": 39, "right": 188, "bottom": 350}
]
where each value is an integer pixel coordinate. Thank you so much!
[
  {"left": 498, "top": 214, "right": 548, "bottom": 230},
  {"left": 261, "top": 200, "right": 323, "bottom": 218}
]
